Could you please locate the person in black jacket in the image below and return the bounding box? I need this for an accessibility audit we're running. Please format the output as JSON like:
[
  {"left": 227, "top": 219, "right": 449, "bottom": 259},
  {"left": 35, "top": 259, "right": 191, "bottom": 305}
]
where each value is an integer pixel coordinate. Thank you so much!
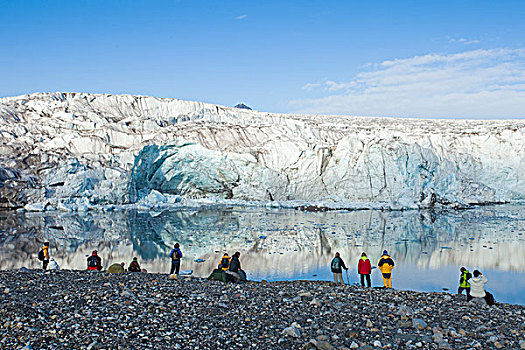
[
  {"left": 330, "top": 252, "right": 348, "bottom": 284},
  {"left": 87, "top": 250, "right": 103, "bottom": 271},
  {"left": 128, "top": 257, "right": 141, "bottom": 272},
  {"left": 227, "top": 252, "right": 246, "bottom": 282}
]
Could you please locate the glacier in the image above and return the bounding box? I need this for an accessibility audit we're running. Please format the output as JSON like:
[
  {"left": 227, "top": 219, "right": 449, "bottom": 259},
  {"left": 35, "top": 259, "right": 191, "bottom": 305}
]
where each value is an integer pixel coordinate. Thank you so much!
[{"left": 0, "top": 92, "right": 524, "bottom": 211}]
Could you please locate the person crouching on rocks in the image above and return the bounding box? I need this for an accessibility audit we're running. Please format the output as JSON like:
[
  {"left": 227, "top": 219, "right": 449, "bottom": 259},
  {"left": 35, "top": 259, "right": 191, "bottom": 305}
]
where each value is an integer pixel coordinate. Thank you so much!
[
  {"left": 87, "top": 250, "right": 103, "bottom": 271},
  {"left": 227, "top": 252, "right": 246, "bottom": 282},
  {"left": 358, "top": 252, "right": 372, "bottom": 287},
  {"left": 458, "top": 267, "right": 471, "bottom": 298},
  {"left": 169, "top": 243, "right": 183, "bottom": 276},
  {"left": 330, "top": 252, "right": 348, "bottom": 284},
  {"left": 378, "top": 250, "right": 395, "bottom": 288},
  {"left": 128, "top": 257, "right": 141, "bottom": 272},
  {"left": 218, "top": 253, "right": 231, "bottom": 271},
  {"left": 468, "top": 270, "right": 495, "bottom": 305}
]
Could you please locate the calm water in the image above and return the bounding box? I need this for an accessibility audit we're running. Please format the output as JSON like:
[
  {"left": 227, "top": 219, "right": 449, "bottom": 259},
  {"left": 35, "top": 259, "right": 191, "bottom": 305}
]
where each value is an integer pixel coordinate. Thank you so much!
[{"left": 1, "top": 204, "right": 524, "bottom": 304}]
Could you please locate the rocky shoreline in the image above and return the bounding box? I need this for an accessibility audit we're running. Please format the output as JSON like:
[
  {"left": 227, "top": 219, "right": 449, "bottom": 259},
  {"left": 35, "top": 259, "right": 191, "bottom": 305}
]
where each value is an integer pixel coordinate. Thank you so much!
[{"left": 1, "top": 270, "right": 524, "bottom": 350}]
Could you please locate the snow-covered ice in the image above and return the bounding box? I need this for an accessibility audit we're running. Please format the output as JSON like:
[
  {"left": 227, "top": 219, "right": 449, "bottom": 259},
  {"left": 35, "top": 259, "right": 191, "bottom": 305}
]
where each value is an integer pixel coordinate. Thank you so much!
[{"left": 1, "top": 92, "right": 524, "bottom": 211}]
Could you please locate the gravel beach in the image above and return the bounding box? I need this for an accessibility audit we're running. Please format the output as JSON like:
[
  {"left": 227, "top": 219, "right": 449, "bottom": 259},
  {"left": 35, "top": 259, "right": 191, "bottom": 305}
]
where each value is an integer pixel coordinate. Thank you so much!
[{"left": 1, "top": 270, "right": 524, "bottom": 350}]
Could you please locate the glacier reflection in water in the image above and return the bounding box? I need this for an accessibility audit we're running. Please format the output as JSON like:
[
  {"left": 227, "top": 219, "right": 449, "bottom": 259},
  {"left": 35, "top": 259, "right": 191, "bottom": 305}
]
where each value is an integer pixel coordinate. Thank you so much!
[{"left": 1, "top": 205, "right": 524, "bottom": 304}]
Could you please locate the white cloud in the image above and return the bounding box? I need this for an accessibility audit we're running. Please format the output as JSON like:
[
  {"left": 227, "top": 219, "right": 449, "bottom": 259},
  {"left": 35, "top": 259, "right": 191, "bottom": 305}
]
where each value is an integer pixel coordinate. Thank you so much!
[
  {"left": 291, "top": 49, "right": 525, "bottom": 119},
  {"left": 302, "top": 83, "right": 322, "bottom": 91},
  {"left": 449, "top": 37, "right": 481, "bottom": 45},
  {"left": 235, "top": 14, "right": 248, "bottom": 20}
]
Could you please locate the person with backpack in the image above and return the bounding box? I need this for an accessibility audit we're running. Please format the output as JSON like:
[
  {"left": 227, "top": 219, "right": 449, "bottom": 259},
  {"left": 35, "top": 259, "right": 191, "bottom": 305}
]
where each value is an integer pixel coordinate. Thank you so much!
[
  {"left": 87, "top": 250, "right": 103, "bottom": 271},
  {"left": 458, "top": 267, "right": 471, "bottom": 298},
  {"left": 128, "top": 257, "right": 141, "bottom": 272},
  {"left": 169, "top": 243, "right": 183, "bottom": 275},
  {"left": 358, "top": 252, "right": 372, "bottom": 287},
  {"left": 330, "top": 252, "right": 348, "bottom": 284},
  {"left": 468, "top": 270, "right": 495, "bottom": 305},
  {"left": 38, "top": 242, "right": 50, "bottom": 270},
  {"left": 378, "top": 250, "right": 395, "bottom": 288},
  {"left": 218, "top": 253, "right": 231, "bottom": 271}
]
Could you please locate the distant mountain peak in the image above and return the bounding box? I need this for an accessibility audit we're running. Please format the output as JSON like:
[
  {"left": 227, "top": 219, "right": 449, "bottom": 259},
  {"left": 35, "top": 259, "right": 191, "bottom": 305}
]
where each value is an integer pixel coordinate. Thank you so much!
[{"left": 234, "top": 103, "right": 252, "bottom": 110}]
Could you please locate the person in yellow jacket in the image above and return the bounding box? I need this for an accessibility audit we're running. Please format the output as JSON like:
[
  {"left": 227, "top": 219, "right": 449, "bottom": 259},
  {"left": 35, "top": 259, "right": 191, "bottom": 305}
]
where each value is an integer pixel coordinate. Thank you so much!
[
  {"left": 458, "top": 267, "right": 471, "bottom": 298},
  {"left": 41, "top": 242, "right": 50, "bottom": 270},
  {"left": 218, "top": 253, "right": 231, "bottom": 271},
  {"left": 377, "top": 250, "right": 395, "bottom": 288}
]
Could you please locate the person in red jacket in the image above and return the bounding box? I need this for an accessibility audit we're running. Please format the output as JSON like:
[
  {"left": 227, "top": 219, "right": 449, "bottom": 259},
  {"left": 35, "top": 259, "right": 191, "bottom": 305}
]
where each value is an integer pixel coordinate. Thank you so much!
[
  {"left": 87, "top": 250, "right": 103, "bottom": 271},
  {"left": 358, "top": 252, "right": 372, "bottom": 287}
]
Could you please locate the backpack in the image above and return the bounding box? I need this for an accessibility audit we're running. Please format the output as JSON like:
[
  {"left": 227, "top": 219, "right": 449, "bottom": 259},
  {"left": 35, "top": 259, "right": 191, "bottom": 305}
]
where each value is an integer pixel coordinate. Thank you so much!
[
  {"left": 88, "top": 256, "right": 98, "bottom": 268},
  {"left": 171, "top": 249, "right": 181, "bottom": 260},
  {"left": 485, "top": 291, "right": 496, "bottom": 306},
  {"left": 38, "top": 249, "right": 45, "bottom": 261},
  {"left": 466, "top": 272, "right": 472, "bottom": 281},
  {"left": 331, "top": 258, "right": 340, "bottom": 270},
  {"left": 220, "top": 257, "right": 230, "bottom": 269}
]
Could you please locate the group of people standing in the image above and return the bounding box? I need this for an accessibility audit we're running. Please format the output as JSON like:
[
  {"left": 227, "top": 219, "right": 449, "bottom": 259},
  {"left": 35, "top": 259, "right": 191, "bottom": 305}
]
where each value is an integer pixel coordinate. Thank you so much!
[
  {"left": 38, "top": 242, "right": 495, "bottom": 306},
  {"left": 330, "top": 250, "right": 395, "bottom": 288}
]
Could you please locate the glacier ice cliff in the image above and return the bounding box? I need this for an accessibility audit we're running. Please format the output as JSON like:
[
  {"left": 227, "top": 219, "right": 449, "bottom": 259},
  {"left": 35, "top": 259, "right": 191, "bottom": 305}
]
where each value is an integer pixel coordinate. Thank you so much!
[{"left": 0, "top": 92, "right": 524, "bottom": 210}]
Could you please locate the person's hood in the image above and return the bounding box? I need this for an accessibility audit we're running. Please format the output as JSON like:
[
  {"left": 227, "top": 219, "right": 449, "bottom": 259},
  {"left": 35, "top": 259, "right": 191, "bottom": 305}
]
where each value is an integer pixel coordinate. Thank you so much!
[{"left": 469, "top": 276, "right": 483, "bottom": 283}]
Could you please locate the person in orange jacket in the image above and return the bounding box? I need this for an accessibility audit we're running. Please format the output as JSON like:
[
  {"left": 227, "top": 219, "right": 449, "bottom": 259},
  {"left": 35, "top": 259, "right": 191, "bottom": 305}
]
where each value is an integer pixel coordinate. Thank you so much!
[
  {"left": 378, "top": 250, "right": 395, "bottom": 288},
  {"left": 358, "top": 252, "right": 372, "bottom": 287},
  {"left": 41, "top": 242, "right": 50, "bottom": 270}
]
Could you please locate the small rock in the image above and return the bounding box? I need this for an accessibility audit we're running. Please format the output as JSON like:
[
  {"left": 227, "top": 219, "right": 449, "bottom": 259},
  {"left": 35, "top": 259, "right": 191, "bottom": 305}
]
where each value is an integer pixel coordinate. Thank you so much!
[
  {"left": 412, "top": 318, "right": 427, "bottom": 330},
  {"left": 366, "top": 319, "right": 373, "bottom": 328},
  {"left": 373, "top": 340, "right": 382, "bottom": 347},
  {"left": 449, "top": 330, "right": 461, "bottom": 338},
  {"left": 310, "top": 298, "right": 321, "bottom": 307},
  {"left": 398, "top": 305, "right": 414, "bottom": 318},
  {"left": 312, "top": 339, "right": 334, "bottom": 350},
  {"left": 283, "top": 326, "right": 301, "bottom": 338},
  {"left": 438, "top": 341, "right": 452, "bottom": 349},
  {"left": 350, "top": 342, "right": 359, "bottom": 349},
  {"left": 346, "top": 330, "right": 358, "bottom": 338},
  {"left": 432, "top": 332, "right": 443, "bottom": 343}
]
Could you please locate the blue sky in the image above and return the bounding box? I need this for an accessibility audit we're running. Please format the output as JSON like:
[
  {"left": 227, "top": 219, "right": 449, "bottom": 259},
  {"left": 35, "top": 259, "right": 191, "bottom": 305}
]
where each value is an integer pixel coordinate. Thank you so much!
[{"left": 1, "top": 0, "right": 524, "bottom": 118}]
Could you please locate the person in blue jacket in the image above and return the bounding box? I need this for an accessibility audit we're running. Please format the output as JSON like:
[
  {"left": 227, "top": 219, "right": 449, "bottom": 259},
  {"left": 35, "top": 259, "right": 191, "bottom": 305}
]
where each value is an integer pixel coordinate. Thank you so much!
[{"left": 169, "top": 243, "right": 183, "bottom": 275}]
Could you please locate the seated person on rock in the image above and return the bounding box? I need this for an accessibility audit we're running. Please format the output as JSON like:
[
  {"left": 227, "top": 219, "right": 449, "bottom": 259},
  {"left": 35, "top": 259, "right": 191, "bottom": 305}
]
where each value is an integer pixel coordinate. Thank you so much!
[
  {"left": 128, "top": 257, "right": 141, "bottom": 272},
  {"left": 227, "top": 252, "right": 246, "bottom": 282},
  {"left": 467, "top": 270, "right": 495, "bottom": 306},
  {"left": 87, "top": 250, "right": 103, "bottom": 271},
  {"left": 218, "top": 253, "right": 231, "bottom": 271}
]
